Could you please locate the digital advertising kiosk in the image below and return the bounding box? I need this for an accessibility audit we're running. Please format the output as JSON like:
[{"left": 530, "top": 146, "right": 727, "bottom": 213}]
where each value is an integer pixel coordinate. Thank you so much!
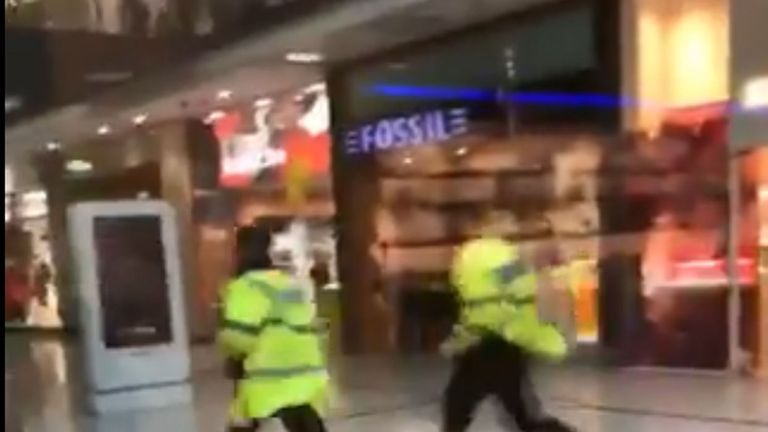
[{"left": 68, "top": 200, "right": 192, "bottom": 413}]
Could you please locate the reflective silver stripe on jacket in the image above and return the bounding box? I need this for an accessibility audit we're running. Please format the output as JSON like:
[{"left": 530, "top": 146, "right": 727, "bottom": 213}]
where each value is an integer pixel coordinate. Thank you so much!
[
  {"left": 246, "top": 276, "right": 307, "bottom": 305},
  {"left": 221, "top": 275, "right": 322, "bottom": 336},
  {"left": 244, "top": 365, "right": 326, "bottom": 379},
  {"left": 462, "top": 293, "right": 535, "bottom": 308},
  {"left": 220, "top": 318, "right": 323, "bottom": 336}
]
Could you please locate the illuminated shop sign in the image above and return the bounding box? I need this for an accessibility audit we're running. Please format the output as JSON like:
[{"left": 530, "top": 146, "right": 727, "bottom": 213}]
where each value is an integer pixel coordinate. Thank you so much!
[{"left": 344, "top": 107, "right": 469, "bottom": 154}]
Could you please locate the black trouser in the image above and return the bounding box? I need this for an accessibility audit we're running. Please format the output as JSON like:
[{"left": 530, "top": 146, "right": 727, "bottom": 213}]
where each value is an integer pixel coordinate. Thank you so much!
[
  {"left": 228, "top": 404, "right": 327, "bottom": 432},
  {"left": 442, "top": 335, "right": 573, "bottom": 432}
]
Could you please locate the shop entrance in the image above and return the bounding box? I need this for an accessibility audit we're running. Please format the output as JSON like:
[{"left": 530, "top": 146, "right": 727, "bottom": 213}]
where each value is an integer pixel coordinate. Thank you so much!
[{"left": 329, "top": 0, "right": 620, "bottom": 355}]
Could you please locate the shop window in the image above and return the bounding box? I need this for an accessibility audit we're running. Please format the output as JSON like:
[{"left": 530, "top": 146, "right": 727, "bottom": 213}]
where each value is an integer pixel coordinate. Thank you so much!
[{"left": 607, "top": 102, "right": 741, "bottom": 369}]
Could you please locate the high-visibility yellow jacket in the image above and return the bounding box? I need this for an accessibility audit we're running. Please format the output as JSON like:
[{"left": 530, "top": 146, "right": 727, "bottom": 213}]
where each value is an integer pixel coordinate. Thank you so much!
[
  {"left": 218, "top": 270, "right": 329, "bottom": 421},
  {"left": 442, "top": 238, "right": 567, "bottom": 361}
]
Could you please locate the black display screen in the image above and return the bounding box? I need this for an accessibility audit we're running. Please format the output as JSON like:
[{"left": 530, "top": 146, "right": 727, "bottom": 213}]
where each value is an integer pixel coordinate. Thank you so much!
[{"left": 93, "top": 216, "right": 173, "bottom": 348}]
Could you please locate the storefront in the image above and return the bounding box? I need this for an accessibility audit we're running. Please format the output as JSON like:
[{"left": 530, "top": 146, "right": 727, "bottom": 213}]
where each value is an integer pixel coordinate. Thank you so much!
[
  {"left": 31, "top": 120, "right": 191, "bottom": 332},
  {"left": 196, "top": 82, "right": 341, "bottom": 345},
  {"left": 622, "top": 0, "right": 766, "bottom": 373},
  {"left": 729, "top": 0, "right": 768, "bottom": 376},
  {"left": 10, "top": 0, "right": 763, "bottom": 373},
  {"left": 328, "top": 0, "right": 620, "bottom": 354},
  {"left": 30, "top": 81, "right": 340, "bottom": 341},
  {"left": 327, "top": 0, "right": 766, "bottom": 374}
]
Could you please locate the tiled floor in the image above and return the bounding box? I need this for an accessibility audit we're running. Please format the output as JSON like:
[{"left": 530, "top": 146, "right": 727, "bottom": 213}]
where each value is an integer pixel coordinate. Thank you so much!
[{"left": 5, "top": 334, "right": 768, "bottom": 432}]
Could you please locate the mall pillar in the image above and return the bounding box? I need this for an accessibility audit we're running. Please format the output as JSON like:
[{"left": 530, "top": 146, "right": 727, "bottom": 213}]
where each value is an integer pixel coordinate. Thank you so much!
[
  {"left": 329, "top": 77, "right": 394, "bottom": 354},
  {"left": 729, "top": 0, "right": 768, "bottom": 376},
  {"left": 158, "top": 122, "right": 205, "bottom": 341},
  {"left": 185, "top": 119, "right": 229, "bottom": 341},
  {"left": 331, "top": 143, "right": 394, "bottom": 353}
]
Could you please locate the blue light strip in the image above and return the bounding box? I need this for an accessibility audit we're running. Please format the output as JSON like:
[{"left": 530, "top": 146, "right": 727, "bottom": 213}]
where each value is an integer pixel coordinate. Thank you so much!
[
  {"left": 507, "top": 91, "right": 636, "bottom": 108},
  {"left": 368, "top": 83, "right": 768, "bottom": 114},
  {"left": 368, "top": 83, "right": 646, "bottom": 108},
  {"left": 368, "top": 84, "right": 497, "bottom": 102}
]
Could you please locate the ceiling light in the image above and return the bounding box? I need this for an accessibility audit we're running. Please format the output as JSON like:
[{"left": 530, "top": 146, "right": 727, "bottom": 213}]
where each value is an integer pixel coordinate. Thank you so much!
[
  {"left": 455, "top": 147, "right": 468, "bottom": 156},
  {"left": 503, "top": 47, "right": 517, "bottom": 79},
  {"left": 387, "top": 62, "right": 409, "bottom": 70},
  {"left": 217, "top": 89, "right": 233, "bottom": 100},
  {"left": 132, "top": 113, "right": 148, "bottom": 125},
  {"left": 204, "top": 110, "right": 226, "bottom": 124},
  {"left": 66, "top": 159, "right": 93, "bottom": 172},
  {"left": 45, "top": 141, "right": 61, "bottom": 151},
  {"left": 285, "top": 52, "right": 324, "bottom": 64},
  {"left": 303, "top": 82, "right": 327, "bottom": 94},
  {"left": 403, "top": 156, "right": 413, "bottom": 165},
  {"left": 254, "top": 98, "right": 273, "bottom": 108},
  {"left": 84, "top": 71, "right": 133, "bottom": 84},
  {"left": 97, "top": 124, "right": 111, "bottom": 135}
]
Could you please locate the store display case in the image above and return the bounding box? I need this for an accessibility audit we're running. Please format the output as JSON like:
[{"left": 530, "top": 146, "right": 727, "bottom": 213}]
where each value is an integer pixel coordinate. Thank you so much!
[{"left": 644, "top": 257, "right": 757, "bottom": 369}]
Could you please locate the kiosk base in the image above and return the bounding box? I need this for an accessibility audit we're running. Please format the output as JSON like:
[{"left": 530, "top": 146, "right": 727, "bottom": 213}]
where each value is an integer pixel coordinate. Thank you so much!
[{"left": 88, "top": 381, "right": 193, "bottom": 414}]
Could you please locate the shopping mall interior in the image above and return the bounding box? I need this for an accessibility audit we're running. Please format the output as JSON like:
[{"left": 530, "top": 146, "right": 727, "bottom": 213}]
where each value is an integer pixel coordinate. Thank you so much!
[{"left": 5, "top": 0, "right": 768, "bottom": 431}]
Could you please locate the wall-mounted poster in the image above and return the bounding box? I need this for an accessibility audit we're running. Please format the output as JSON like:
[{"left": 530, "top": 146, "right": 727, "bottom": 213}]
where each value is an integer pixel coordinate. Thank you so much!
[{"left": 212, "top": 83, "right": 331, "bottom": 188}]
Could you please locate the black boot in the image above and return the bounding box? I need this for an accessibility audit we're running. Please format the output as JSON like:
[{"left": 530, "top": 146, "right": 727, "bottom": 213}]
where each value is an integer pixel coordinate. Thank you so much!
[
  {"left": 525, "top": 417, "right": 577, "bottom": 432},
  {"left": 227, "top": 419, "right": 259, "bottom": 432}
]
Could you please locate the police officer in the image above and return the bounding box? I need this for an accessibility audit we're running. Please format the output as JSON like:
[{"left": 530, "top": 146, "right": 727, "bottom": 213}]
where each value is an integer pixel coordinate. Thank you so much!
[
  {"left": 218, "top": 219, "right": 329, "bottom": 432},
  {"left": 441, "top": 238, "right": 575, "bottom": 432}
]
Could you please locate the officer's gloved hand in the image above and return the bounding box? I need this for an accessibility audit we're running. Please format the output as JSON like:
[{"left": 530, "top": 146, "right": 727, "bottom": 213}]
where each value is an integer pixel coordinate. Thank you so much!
[
  {"left": 528, "top": 324, "right": 567, "bottom": 362},
  {"left": 503, "top": 313, "right": 567, "bottom": 362},
  {"left": 439, "top": 339, "right": 461, "bottom": 358},
  {"left": 527, "top": 417, "right": 579, "bottom": 432},
  {"left": 440, "top": 326, "right": 478, "bottom": 357}
]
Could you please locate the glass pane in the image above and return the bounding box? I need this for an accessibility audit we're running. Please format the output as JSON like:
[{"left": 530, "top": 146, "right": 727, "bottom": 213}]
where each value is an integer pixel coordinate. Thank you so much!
[{"left": 94, "top": 215, "right": 173, "bottom": 348}]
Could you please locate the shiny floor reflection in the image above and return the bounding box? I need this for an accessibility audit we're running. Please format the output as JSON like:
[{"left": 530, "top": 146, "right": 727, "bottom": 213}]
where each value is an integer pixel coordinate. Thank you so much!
[{"left": 5, "top": 334, "right": 768, "bottom": 432}]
